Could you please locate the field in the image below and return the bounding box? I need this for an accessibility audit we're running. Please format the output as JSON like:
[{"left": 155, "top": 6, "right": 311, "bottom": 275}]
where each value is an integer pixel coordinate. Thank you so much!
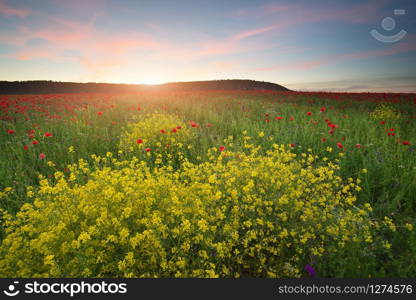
[{"left": 0, "top": 91, "right": 415, "bottom": 278}]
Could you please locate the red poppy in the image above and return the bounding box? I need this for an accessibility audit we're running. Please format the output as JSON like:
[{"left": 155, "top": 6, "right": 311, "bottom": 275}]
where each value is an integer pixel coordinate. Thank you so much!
[
  {"left": 23, "top": 145, "right": 29, "bottom": 150},
  {"left": 219, "top": 146, "right": 226, "bottom": 152},
  {"left": 403, "top": 141, "right": 411, "bottom": 145},
  {"left": 28, "top": 129, "right": 35, "bottom": 134},
  {"left": 145, "top": 148, "right": 151, "bottom": 152},
  {"left": 28, "top": 134, "right": 35, "bottom": 139},
  {"left": 32, "top": 140, "right": 39, "bottom": 145},
  {"left": 44, "top": 132, "right": 52, "bottom": 137},
  {"left": 320, "top": 107, "right": 326, "bottom": 112},
  {"left": 7, "top": 129, "right": 15, "bottom": 134},
  {"left": 329, "top": 130, "right": 334, "bottom": 134},
  {"left": 176, "top": 126, "right": 182, "bottom": 130},
  {"left": 171, "top": 128, "right": 177, "bottom": 133},
  {"left": 390, "top": 128, "right": 394, "bottom": 132},
  {"left": 275, "top": 116, "right": 283, "bottom": 120},
  {"left": 322, "top": 138, "right": 327, "bottom": 142},
  {"left": 207, "top": 123, "right": 213, "bottom": 127},
  {"left": 97, "top": 111, "right": 103, "bottom": 116},
  {"left": 306, "top": 112, "right": 312, "bottom": 116},
  {"left": 160, "top": 129, "right": 166, "bottom": 134},
  {"left": 337, "top": 142, "right": 343, "bottom": 149},
  {"left": 356, "top": 144, "right": 362, "bottom": 149},
  {"left": 39, "top": 153, "right": 46, "bottom": 159},
  {"left": 290, "top": 143, "right": 295, "bottom": 147},
  {"left": 265, "top": 119, "right": 270, "bottom": 123},
  {"left": 136, "top": 139, "right": 143, "bottom": 144},
  {"left": 290, "top": 116, "right": 294, "bottom": 121},
  {"left": 111, "top": 121, "right": 117, "bottom": 125},
  {"left": 380, "top": 121, "right": 385, "bottom": 125}
]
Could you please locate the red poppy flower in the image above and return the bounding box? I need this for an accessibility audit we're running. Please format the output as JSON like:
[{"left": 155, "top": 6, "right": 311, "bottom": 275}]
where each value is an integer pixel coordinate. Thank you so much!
[
  {"left": 356, "top": 144, "right": 362, "bottom": 149},
  {"left": 306, "top": 112, "right": 312, "bottom": 116},
  {"left": 290, "top": 116, "right": 294, "bottom": 121},
  {"left": 403, "top": 141, "right": 411, "bottom": 145},
  {"left": 322, "top": 138, "right": 327, "bottom": 142},
  {"left": 275, "top": 116, "right": 283, "bottom": 120},
  {"left": 219, "top": 146, "right": 226, "bottom": 152},
  {"left": 265, "top": 119, "right": 270, "bottom": 123},
  {"left": 32, "top": 140, "right": 39, "bottom": 145},
  {"left": 160, "top": 129, "right": 166, "bottom": 134},
  {"left": 320, "top": 107, "right": 326, "bottom": 112},
  {"left": 171, "top": 128, "right": 177, "bottom": 133},
  {"left": 176, "top": 126, "right": 182, "bottom": 130},
  {"left": 290, "top": 143, "right": 295, "bottom": 147},
  {"left": 380, "top": 121, "right": 385, "bottom": 125},
  {"left": 136, "top": 139, "right": 143, "bottom": 144},
  {"left": 390, "top": 128, "right": 394, "bottom": 132},
  {"left": 23, "top": 145, "right": 29, "bottom": 150},
  {"left": 97, "top": 111, "right": 103, "bottom": 116},
  {"left": 28, "top": 129, "right": 35, "bottom": 134},
  {"left": 39, "top": 153, "right": 46, "bottom": 159},
  {"left": 7, "top": 129, "right": 15, "bottom": 134},
  {"left": 207, "top": 123, "right": 213, "bottom": 127},
  {"left": 145, "top": 148, "right": 151, "bottom": 152},
  {"left": 337, "top": 142, "right": 343, "bottom": 149},
  {"left": 329, "top": 130, "right": 334, "bottom": 134},
  {"left": 44, "top": 132, "right": 52, "bottom": 137},
  {"left": 28, "top": 134, "right": 35, "bottom": 139}
]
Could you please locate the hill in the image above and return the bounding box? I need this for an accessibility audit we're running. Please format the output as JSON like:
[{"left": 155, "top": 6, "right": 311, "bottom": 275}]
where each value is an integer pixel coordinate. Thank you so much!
[{"left": 0, "top": 80, "right": 290, "bottom": 94}]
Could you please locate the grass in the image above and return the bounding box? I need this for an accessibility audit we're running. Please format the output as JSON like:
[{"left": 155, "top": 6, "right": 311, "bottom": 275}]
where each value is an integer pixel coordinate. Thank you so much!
[{"left": 0, "top": 90, "right": 415, "bottom": 277}]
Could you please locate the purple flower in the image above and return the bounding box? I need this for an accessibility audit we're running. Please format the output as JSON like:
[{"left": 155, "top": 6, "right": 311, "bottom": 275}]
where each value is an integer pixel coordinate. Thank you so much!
[{"left": 304, "top": 264, "right": 317, "bottom": 278}]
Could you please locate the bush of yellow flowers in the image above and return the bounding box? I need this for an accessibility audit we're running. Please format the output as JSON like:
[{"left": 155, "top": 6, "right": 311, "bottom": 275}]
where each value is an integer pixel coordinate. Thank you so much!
[
  {"left": 119, "top": 112, "right": 195, "bottom": 165},
  {"left": 0, "top": 139, "right": 393, "bottom": 278},
  {"left": 370, "top": 104, "right": 401, "bottom": 121}
]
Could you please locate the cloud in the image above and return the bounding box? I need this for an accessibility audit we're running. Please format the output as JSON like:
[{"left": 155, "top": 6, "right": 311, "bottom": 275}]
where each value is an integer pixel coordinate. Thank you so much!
[{"left": 0, "top": 1, "right": 32, "bottom": 17}]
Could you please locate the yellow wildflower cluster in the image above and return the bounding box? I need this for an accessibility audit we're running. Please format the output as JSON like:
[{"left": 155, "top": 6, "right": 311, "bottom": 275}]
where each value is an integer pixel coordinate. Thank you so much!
[
  {"left": 0, "top": 140, "right": 388, "bottom": 278},
  {"left": 370, "top": 104, "right": 401, "bottom": 121},
  {"left": 119, "top": 112, "right": 195, "bottom": 164}
]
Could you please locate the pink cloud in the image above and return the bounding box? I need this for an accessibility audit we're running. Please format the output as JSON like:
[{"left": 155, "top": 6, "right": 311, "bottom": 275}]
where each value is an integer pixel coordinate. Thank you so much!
[
  {"left": 13, "top": 50, "right": 55, "bottom": 61},
  {"left": 232, "top": 24, "right": 282, "bottom": 41},
  {"left": 0, "top": 1, "right": 31, "bottom": 17}
]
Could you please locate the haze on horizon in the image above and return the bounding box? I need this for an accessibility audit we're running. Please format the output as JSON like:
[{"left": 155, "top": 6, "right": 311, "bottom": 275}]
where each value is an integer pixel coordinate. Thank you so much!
[{"left": 0, "top": 0, "right": 415, "bottom": 93}]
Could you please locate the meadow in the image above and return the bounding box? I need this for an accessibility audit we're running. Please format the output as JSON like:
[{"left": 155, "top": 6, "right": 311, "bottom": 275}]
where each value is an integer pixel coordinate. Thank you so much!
[{"left": 0, "top": 90, "right": 415, "bottom": 277}]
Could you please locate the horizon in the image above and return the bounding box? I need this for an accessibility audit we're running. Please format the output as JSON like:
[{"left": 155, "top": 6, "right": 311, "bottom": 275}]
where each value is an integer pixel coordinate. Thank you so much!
[{"left": 1, "top": 0, "right": 415, "bottom": 92}]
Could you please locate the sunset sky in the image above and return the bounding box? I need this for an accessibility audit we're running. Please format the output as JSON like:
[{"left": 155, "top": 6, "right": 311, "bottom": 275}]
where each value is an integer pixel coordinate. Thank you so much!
[{"left": 0, "top": 0, "right": 415, "bottom": 92}]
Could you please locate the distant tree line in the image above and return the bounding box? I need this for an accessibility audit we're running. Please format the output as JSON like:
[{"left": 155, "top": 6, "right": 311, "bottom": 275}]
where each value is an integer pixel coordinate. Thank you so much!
[{"left": 0, "top": 80, "right": 290, "bottom": 94}]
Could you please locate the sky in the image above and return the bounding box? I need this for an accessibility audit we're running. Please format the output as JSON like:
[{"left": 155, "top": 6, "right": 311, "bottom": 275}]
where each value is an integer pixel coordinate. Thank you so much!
[{"left": 0, "top": 0, "right": 415, "bottom": 92}]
